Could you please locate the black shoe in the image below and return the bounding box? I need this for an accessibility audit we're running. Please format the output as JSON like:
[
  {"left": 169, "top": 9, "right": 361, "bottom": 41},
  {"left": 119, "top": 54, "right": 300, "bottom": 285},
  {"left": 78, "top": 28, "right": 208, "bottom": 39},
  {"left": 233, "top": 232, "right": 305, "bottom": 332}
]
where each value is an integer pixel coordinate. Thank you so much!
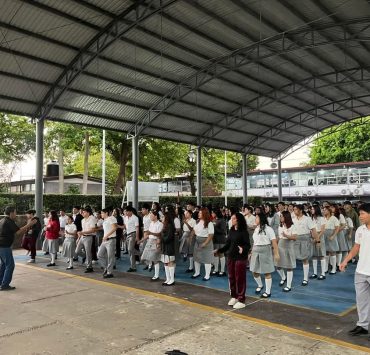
[
  {"left": 301, "top": 280, "right": 308, "bottom": 286},
  {"left": 66, "top": 266, "right": 74, "bottom": 270},
  {"left": 44, "top": 252, "right": 49, "bottom": 255},
  {"left": 164, "top": 282, "right": 175, "bottom": 286},
  {"left": 103, "top": 273, "right": 114, "bottom": 279},
  {"left": 218, "top": 272, "right": 226, "bottom": 277},
  {"left": 260, "top": 292, "right": 271, "bottom": 298},
  {"left": 127, "top": 268, "right": 136, "bottom": 272},
  {"left": 73, "top": 257, "right": 78, "bottom": 262},
  {"left": 211, "top": 271, "right": 218, "bottom": 276},
  {"left": 318, "top": 275, "right": 326, "bottom": 280},
  {"left": 151, "top": 277, "right": 160, "bottom": 282},
  {"left": 202, "top": 277, "right": 210, "bottom": 281},
  {"left": 46, "top": 263, "right": 56, "bottom": 267},
  {"left": 113, "top": 265, "right": 116, "bottom": 270},
  {"left": 185, "top": 269, "right": 194, "bottom": 273},
  {"left": 279, "top": 279, "right": 286, "bottom": 286},
  {"left": 191, "top": 274, "right": 200, "bottom": 279},
  {"left": 309, "top": 274, "right": 318, "bottom": 279},
  {"left": 0, "top": 285, "right": 16, "bottom": 291},
  {"left": 143, "top": 265, "right": 149, "bottom": 270},
  {"left": 349, "top": 326, "right": 368, "bottom": 336},
  {"left": 148, "top": 266, "right": 153, "bottom": 272},
  {"left": 84, "top": 268, "right": 94, "bottom": 273}
]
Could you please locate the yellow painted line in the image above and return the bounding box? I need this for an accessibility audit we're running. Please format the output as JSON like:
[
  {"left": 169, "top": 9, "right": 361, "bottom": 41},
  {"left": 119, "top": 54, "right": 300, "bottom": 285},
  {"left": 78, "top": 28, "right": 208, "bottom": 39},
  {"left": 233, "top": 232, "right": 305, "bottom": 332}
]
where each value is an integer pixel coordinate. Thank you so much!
[
  {"left": 339, "top": 305, "right": 358, "bottom": 317},
  {"left": 17, "top": 263, "right": 370, "bottom": 354}
]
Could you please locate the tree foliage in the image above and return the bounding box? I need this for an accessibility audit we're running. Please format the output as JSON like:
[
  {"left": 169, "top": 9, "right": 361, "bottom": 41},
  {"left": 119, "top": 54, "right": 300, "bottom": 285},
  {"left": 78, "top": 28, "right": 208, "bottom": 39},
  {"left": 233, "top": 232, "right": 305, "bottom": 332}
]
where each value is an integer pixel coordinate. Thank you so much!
[
  {"left": 309, "top": 117, "right": 370, "bottom": 165},
  {"left": 0, "top": 113, "right": 35, "bottom": 163}
]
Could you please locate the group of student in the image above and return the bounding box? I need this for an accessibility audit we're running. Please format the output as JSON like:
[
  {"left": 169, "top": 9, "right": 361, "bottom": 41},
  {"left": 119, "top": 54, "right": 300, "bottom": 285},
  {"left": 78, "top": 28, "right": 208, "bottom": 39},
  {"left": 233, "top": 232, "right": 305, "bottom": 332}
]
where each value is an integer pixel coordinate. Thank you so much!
[{"left": 21, "top": 200, "right": 361, "bottom": 310}]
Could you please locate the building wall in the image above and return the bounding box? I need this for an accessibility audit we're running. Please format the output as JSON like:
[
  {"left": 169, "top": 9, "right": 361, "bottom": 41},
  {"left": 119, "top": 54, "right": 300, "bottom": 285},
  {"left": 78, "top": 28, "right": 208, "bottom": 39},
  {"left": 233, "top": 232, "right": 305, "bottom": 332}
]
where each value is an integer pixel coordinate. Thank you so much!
[{"left": 44, "top": 182, "right": 102, "bottom": 194}]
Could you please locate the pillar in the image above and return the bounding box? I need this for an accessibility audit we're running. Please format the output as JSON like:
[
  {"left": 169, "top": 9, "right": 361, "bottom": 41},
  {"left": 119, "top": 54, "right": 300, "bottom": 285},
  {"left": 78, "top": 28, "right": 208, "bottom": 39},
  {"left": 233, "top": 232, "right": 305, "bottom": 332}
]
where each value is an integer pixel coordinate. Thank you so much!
[
  {"left": 196, "top": 146, "right": 202, "bottom": 206},
  {"left": 35, "top": 118, "right": 44, "bottom": 219},
  {"left": 242, "top": 153, "right": 248, "bottom": 204},
  {"left": 278, "top": 158, "right": 283, "bottom": 201},
  {"left": 132, "top": 135, "right": 139, "bottom": 210}
]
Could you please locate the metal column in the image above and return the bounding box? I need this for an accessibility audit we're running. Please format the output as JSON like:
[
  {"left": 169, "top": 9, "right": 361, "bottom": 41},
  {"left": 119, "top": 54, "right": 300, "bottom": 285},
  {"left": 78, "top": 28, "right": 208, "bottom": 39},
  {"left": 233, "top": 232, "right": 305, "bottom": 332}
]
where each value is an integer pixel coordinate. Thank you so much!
[
  {"left": 101, "top": 130, "right": 106, "bottom": 209},
  {"left": 132, "top": 135, "right": 139, "bottom": 210},
  {"left": 278, "top": 159, "right": 283, "bottom": 202},
  {"left": 35, "top": 118, "right": 44, "bottom": 219},
  {"left": 196, "top": 146, "right": 202, "bottom": 206},
  {"left": 242, "top": 153, "right": 248, "bottom": 204}
]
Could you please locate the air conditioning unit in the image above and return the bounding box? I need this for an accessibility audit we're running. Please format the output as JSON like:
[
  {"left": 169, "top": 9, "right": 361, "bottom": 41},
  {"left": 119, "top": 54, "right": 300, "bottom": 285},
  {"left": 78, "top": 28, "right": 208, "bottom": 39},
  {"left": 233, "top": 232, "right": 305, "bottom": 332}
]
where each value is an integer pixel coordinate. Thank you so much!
[
  {"left": 265, "top": 192, "right": 271, "bottom": 197},
  {"left": 341, "top": 189, "right": 347, "bottom": 195},
  {"left": 294, "top": 190, "right": 300, "bottom": 196},
  {"left": 353, "top": 188, "right": 363, "bottom": 196},
  {"left": 307, "top": 190, "right": 316, "bottom": 196}
]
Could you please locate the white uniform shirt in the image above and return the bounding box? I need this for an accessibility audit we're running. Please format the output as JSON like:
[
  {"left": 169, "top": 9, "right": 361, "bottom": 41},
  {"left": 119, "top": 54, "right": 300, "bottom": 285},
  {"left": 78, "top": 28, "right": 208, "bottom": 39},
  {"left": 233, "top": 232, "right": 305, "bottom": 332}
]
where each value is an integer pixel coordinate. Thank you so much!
[
  {"left": 355, "top": 225, "right": 370, "bottom": 276},
  {"left": 294, "top": 215, "right": 315, "bottom": 235},
  {"left": 124, "top": 215, "right": 139, "bottom": 234},
  {"left": 97, "top": 218, "right": 104, "bottom": 229},
  {"left": 183, "top": 218, "right": 196, "bottom": 232},
  {"left": 59, "top": 215, "right": 69, "bottom": 229},
  {"left": 253, "top": 225, "right": 276, "bottom": 245},
  {"left": 245, "top": 214, "right": 256, "bottom": 228},
  {"left": 143, "top": 215, "right": 151, "bottom": 232},
  {"left": 81, "top": 215, "right": 97, "bottom": 235},
  {"left": 312, "top": 216, "right": 325, "bottom": 232},
  {"left": 278, "top": 225, "right": 297, "bottom": 240},
  {"left": 174, "top": 217, "right": 181, "bottom": 230},
  {"left": 345, "top": 217, "right": 354, "bottom": 230},
  {"left": 339, "top": 214, "right": 346, "bottom": 225},
  {"left": 148, "top": 220, "right": 163, "bottom": 240},
  {"left": 325, "top": 216, "right": 339, "bottom": 230},
  {"left": 194, "top": 221, "right": 214, "bottom": 238},
  {"left": 65, "top": 223, "right": 77, "bottom": 237},
  {"left": 103, "top": 216, "right": 117, "bottom": 238}
]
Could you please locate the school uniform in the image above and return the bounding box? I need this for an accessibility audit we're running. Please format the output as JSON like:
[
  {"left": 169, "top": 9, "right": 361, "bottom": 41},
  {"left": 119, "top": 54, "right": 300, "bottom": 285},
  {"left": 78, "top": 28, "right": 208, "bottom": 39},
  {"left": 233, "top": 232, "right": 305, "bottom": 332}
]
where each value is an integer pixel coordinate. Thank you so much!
[
  {"left": 193, "top": 221, "right": 214, "bottom": 264},
  {"left": 311, "top": 216, "right": 326, "bottom": 257},
  {"left": 75, "top": 215, "right": 97, "bottom": 269},
  {"left": 324, "top": 216, "right": 339, "bottom": 252},
  {"left": 250, "top": 225, "right": 276, "bottom": 274},
  {"left": 141, "top": 221, "right": 163, "bottom": 263},
  {"left": 293, "top": 215, "right": 315, "bottom": 260},
  {"left": 245, "top": 214, "right": 256, "bottom": 247},
  {"left": 179, "top": 218, "right": 196, "bottom": 255},
  {"left": 43, "top": 219, "right": 60, "bottom": 254},
  {"left": 275, "top": 225, "right": 296, "bottom": 269},
  {"left": 97, "top": 216, "right": 117, "bottom": 275},
  {"left": 124, "top": 214, "right": 140, "bottom": 270},
  {"left": 337, "top": 214, "right": 349, "bottom": 252},
  {"left": 62, "top": 223, "right": 77, "bottom": 259},
  {"left": 344, "top": 217, "right": 354, "bottom": 249}
]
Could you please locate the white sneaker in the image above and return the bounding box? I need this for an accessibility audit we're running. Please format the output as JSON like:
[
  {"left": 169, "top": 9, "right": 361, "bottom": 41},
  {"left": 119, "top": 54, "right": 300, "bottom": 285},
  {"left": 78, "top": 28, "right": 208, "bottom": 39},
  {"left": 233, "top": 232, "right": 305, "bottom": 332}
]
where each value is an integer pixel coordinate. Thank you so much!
[
  {"left": 233, "top": 301, "right": 246, "bottom": 309},
  {"left": 228, "top": 298, "right": 238, "bottom": 306},
  {"left": 27, "top": 259, "right": 35, "bottom": 263}
]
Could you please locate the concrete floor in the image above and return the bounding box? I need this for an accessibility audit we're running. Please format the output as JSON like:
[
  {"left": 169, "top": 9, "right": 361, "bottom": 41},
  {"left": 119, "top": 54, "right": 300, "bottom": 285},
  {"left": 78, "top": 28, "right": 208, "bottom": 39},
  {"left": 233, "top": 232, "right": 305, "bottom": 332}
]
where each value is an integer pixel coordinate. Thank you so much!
[{"left": 0, "top": 253, "right": 369, "bottom": 355}]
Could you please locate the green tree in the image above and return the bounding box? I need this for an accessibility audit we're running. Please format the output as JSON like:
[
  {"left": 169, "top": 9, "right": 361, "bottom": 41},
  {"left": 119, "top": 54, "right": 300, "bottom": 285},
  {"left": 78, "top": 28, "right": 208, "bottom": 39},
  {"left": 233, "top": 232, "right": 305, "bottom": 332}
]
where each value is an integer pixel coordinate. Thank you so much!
[
  {"left": 309, "top": 117, "right": 370, "bottom": 164},
  {"left": 0, "top": 113, "right": 35, "bottom": 163}
]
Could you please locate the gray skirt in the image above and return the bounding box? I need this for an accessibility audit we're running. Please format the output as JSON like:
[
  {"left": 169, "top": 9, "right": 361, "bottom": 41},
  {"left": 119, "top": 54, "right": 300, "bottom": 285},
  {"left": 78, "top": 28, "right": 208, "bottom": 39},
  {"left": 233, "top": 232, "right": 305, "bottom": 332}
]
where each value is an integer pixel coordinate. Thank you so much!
[
  {"left": 324, "top": 229, "right": 339, "bottom": 252},
  {"left": 311, "top": 234, "right": 326, "bottom": 257},
  {"left": 161, "top": 254, "right": 175, "bottom": 263},
  {"left": 141, "top": 238, "right": 161, "bottom": 263},
  {"left": 62, "top": 238, "right": 76, "bottom": 258},
  {"left": 276, "top": 239, "right": 296, "bottom": 269},
  {"left": 336, "top": 230, "right": 349, "bottom": 252},
  {"left": 193, "top": 236, "right": 214, "bottom": 264},
  {"left": 294, "top": 234, "right": 312, "bottom": 260},
  {"left": 345, "top": 230, "right": 353, "bottom": 250},
  {"left": 179, "top": 231, "right": 195, "bottom": 255},
  {"left": 42, "top": 239, "right": 59, "bottom": 254},
  {"left": 214, "top": 243, "right": 225, "bottom": 251},
  {"left": 250, "top": 245, "right": 275, "bottom": 274}
]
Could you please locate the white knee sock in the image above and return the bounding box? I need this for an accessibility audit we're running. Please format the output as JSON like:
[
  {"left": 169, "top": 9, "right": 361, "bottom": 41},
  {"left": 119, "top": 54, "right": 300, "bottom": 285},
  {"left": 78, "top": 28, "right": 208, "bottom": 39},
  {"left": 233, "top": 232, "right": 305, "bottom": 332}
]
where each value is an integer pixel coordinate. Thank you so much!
[
  {"left": 320, "top": 259, "right": 326, "bottom": 276},
  {"left": 325, "top": 256, "right": 329, "bottom": 272},
  {"left": 194, "top": 261, "right": 201, "bottom": 276},
  {"left": 277, "top": 269, "right": 285, "bottom": 280},
  {"left": 213, "top": 257, "right": 219, "bottom": 272},
  {"left": 69, "top": 258, "right": 73, "bottom": 267},
  {"left": 189, "top": 257, "right": 194, "bottom": 270},
  {"left": 168, "top": 266, "right": 175, "bottom": 283},
  {"left": 204, "top": 264, "right": 211, "bottom": 279},
  {"left": 164, "top": 265, "right": 170, "bottom": 283},
  {"left": 254, "top": 276, "right": 263, "bottom": 288},
  {"left": 51, "top": 253, "right": 56, "bottom": 264},
  {"left": 336, "top": 253, "right": 342, "bottom": 266},
  {"left": 287, "top": 271, "right": 293, "bottom": 288},
  {"left": 312, "top": 259, "right": 318, "bottom": 275},
  {"left": 329, "top": 256, "right": 336, "bottom": 272},
  {"left": 265, "top": 278, "right": 272, "bottom": 294},
  {"left": 154, "top": 263, "right": 159, "bottom": 278},
  {"left": 220, "top": 257, "right": 226, "bottom": 273},
  {"left": 303, "top": 264, "right": 309, "bottom": 281}
]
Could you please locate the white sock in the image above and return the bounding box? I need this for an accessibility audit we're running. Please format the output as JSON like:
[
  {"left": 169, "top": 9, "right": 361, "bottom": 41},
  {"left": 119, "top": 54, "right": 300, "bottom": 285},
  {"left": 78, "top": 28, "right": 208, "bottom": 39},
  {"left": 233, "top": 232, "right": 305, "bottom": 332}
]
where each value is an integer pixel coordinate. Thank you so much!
[
  {"left": 51, "top": 253, "right": 56, "bottom": 264},
  {"left": 312, "top": 259, "right": 318, "bottom": 275},
  {"left": 168, "top": 266, "right": 175, "bottom": 283},
  {"left": 320, "top": 259, "right": 326, "bottom": 276},
  {"left": 325, "top": 256, "right": 329, "bottom": 272},
  {"left": 213, "top": 257, "right": 219, "bottom": 272},
  {"left": 303, "top": 264, "right": 309, "bottom": 281},
  {"left": 194, "top": 261, "right": 201, "bottom": 276},
  {"left": 277, "top": 269, "right": 285, "bottom": 280},
  {"left": 254, "top": 276, "right": 263, "bottom": 288},
  {"left": 204, "top": 264, "right": 211, "bottom": 279},
  {"left": 336, "top": 253, "right": 342, "bottom": 266},
  {"left": 154, "top": 263, "right": 159, "bottom": 278},
  {"left": 189, "top": 257, "right": 194, "bottom": 270},
  {"left": 265, "top": 278, "right": 272, "bottom": 294},
  {"left": 330, "top": 256, "right": 336, "bottom": 272},
  {"left": 219, "top": 257, "right": 225, "bottom": 273},
  {"left": 69, "top": 258, "right": 73, "bottom": 267},
  {"left": 287, "top": 271, "right": 293, "bottom": 288},
  {"left": 164, "top": 265, "right": 170, "bottom": 283}
]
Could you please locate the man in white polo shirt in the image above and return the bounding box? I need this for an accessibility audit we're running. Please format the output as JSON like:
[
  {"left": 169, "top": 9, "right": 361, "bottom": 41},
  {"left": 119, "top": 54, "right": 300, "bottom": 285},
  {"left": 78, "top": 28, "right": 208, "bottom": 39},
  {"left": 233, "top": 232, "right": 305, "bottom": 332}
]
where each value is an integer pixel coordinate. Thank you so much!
[
  {"left": 124, "top": 206, "right": 140, "bottom": 272},
  {"left": 340, "top": 203, "right": 370, "bottom": 337}
]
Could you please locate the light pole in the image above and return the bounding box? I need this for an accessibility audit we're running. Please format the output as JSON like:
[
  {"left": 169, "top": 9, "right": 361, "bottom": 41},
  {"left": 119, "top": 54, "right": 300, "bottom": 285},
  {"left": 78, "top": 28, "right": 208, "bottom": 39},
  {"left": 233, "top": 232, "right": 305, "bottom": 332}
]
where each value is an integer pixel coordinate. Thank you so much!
[{"left": 224, "top": 150, "right": 227, "bottom": 206}]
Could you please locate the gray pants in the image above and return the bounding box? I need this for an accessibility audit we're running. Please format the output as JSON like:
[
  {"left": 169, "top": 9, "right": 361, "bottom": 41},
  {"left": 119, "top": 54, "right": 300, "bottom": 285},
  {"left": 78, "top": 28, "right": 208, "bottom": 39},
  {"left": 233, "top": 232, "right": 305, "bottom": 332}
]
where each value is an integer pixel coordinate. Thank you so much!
[
  {"left": 98, "top": 238, "right": 116, "bottom": 274},
  {"left": 75, "top": 236, "right": 93, "bottom": 268},
  {"left": 127, "top": 233, "right": 137, "bottom": 269},
  {"left": 355, "top": 272, "right": 370, "bottom": 329}
]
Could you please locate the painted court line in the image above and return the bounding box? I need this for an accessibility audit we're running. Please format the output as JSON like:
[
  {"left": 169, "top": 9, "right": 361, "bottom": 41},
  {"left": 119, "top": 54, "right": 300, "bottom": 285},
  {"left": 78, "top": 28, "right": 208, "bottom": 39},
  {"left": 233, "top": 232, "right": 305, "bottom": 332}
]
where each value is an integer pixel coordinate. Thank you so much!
[{"left": 16, "top": 263, "right": 370, "bottom": 353}]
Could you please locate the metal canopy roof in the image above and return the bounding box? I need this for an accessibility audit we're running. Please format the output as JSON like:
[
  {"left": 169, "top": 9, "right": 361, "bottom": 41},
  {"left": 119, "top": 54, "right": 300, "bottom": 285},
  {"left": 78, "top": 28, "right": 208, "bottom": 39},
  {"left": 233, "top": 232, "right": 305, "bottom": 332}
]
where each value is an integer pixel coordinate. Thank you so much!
[{"left": 1, "top": 0, "right": 370, "bottom": 158}]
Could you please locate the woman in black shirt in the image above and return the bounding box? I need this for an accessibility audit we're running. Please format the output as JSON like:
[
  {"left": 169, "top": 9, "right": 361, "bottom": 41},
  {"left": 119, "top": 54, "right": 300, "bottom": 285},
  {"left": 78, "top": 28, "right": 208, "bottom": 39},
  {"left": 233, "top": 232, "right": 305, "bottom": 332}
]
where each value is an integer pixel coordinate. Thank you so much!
[{"left": 215, "top": 212, "right": 250, "bottom": 309}]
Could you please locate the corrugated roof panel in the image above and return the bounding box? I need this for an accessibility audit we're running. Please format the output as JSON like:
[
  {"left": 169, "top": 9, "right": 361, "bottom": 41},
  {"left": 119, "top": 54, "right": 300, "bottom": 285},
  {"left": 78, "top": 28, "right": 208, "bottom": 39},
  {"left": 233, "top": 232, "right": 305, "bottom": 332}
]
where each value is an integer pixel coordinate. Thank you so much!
[
  {"left": 155, "top": 113, "right": 210, "bottom": 133},
  {"left": 83, "top": 0, "right": 132, "bottom": 15},
  {"left": 0, "top": 98, "right": 36, "bottom": 116},
  {"left": 166, "top": 102, "right": 222, "bottom": 123}
]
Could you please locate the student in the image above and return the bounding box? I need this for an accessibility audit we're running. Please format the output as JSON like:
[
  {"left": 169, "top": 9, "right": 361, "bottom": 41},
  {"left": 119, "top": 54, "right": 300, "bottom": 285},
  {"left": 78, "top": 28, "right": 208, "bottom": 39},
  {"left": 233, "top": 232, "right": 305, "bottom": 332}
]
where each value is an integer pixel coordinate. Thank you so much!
[
  {"left": 340, "top": 203, "right": 370, "bottom": 337},
  {"left": 123, "top": 206, "right": 140, "bottom": 272},
  {"left": 141, "top": 204, "right": 152, "bottom": 271},
  {"left": 44, "top": 210, "right": 60, "bottom": 267},
  {"left": 276, "top": 211, "right": 297, "bottom": 292},
  {"left": 250, "top": 213, "right": 279, "bottom": 298},
  {"left": 62, "top": 215, "right": 77, "bottom": 270},
  {"left": 21, "top": 210, "right": 42, "bottom": 264},
  {"left": 161, "top": 211, "right": 176, "bottom": 286},
  {"left": 180, "top": 209, "right": 196, "bottom": 273},
  {"left": 97, "top": 208, "right": 117, "bottom": 278},
  {"left": 323, "top": 206, "right": 340, "bottom": 275},
  {"left": 310, "top": 205, "right": 326, "bottom": 280},
  {"left": 331, "top": 204, "right": 348, "bottom": 271},
  {"left": 215, "top": 212, "right": 250, "bottom": 309},
  {"left": 211, "top": 209, "right": 227, "bottom": 276}
]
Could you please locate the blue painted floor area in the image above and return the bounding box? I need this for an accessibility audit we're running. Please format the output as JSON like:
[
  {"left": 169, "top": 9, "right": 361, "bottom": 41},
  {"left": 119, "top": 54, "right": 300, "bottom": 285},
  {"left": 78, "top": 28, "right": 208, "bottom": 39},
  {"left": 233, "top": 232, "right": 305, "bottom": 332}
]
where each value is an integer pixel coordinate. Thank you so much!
[{"left": 15, "top": 252, "right": 356, "bottom": 315}]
